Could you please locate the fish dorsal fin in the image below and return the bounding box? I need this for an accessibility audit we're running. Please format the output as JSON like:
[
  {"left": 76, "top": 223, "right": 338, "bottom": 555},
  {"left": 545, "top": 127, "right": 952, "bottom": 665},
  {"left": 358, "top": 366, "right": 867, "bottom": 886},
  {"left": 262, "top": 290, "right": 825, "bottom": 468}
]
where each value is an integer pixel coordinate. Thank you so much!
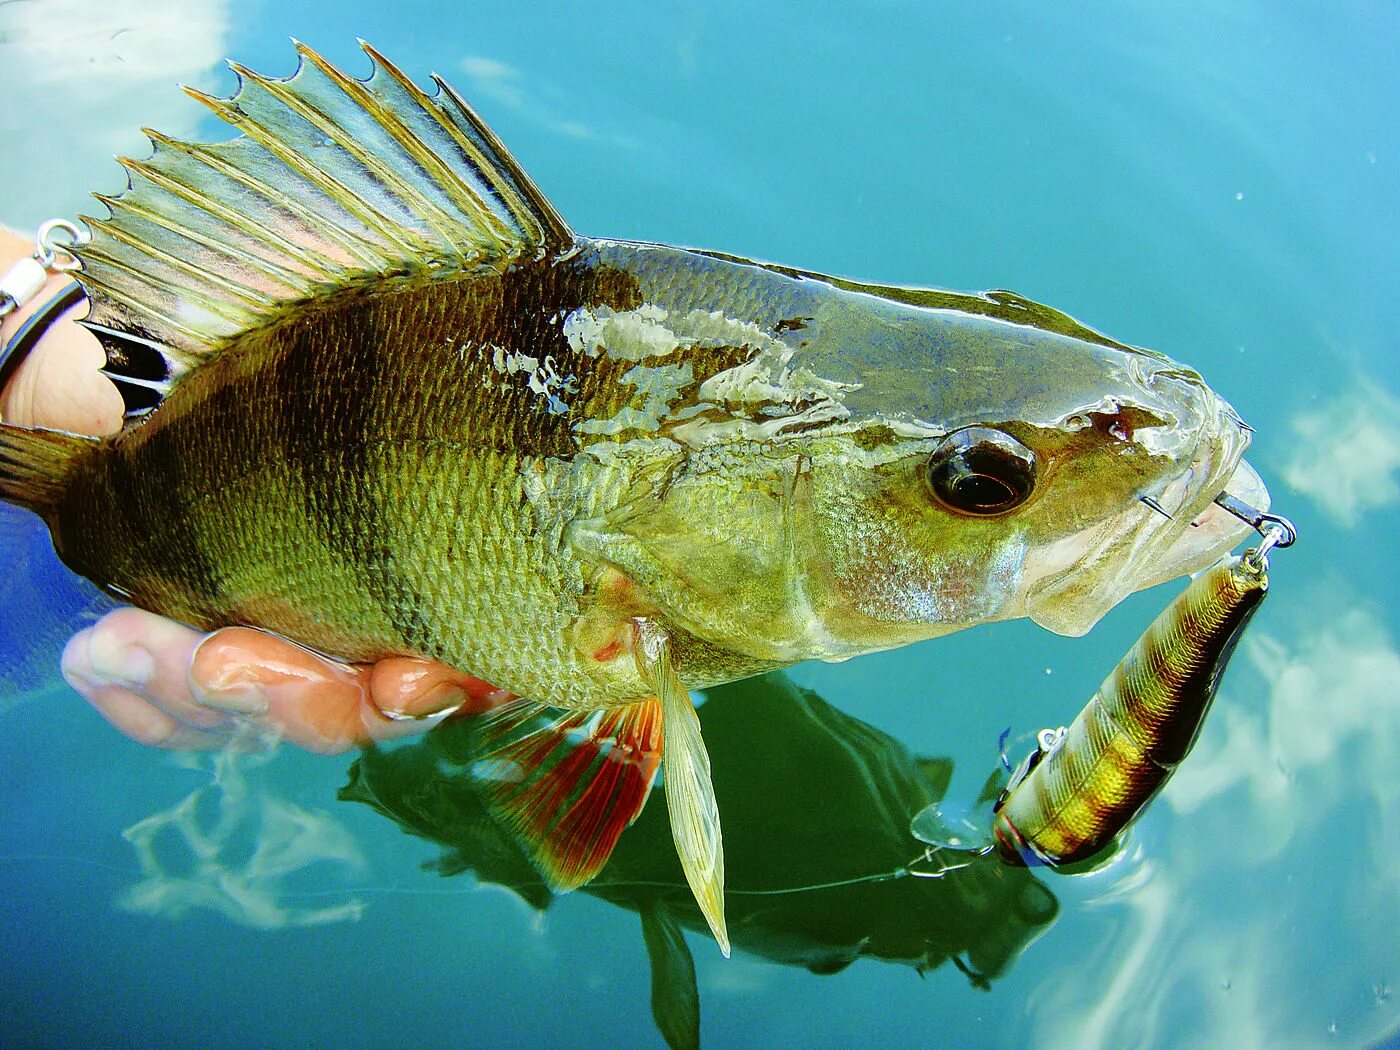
[{"left": 75, "top": 40, "right": 573, "bottom": 371}]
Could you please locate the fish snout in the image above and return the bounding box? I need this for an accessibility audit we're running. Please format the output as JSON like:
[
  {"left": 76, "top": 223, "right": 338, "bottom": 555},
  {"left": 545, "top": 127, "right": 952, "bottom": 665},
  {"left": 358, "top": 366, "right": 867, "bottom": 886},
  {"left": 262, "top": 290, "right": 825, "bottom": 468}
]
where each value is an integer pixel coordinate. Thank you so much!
[{"left": 1136, "top": 360, "right": 1213, "bottom": 426}]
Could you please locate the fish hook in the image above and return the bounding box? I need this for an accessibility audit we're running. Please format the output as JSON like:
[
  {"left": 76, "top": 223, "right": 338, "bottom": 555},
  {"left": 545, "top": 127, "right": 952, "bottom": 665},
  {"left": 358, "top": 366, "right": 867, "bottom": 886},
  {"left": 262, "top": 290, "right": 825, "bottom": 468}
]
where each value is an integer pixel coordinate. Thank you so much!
[{"left": 1212, "top": 492, "right": 1297, "bottom": 572}]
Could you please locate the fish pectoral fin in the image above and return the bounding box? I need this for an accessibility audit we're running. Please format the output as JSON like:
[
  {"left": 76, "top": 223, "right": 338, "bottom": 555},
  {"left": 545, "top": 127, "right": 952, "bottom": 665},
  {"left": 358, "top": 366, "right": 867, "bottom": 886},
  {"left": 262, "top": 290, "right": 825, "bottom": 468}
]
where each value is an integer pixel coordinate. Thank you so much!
[
  {"left": 472, "top": 697, "right": 662, "bottom": 892},
  {"left": 633, "top": 618, "right": 730, "bottom": 957},
  {"left": 76, "top": 41, "right": 573, "bottom": 374}
]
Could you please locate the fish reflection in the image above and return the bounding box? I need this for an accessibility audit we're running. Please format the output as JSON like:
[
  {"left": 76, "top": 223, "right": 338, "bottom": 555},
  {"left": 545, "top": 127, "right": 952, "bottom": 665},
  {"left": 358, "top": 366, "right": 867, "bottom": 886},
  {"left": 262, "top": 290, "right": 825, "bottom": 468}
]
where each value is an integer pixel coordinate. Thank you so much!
[{"left": 342, "top": 673, "right": 1057, "bottom": 1049}]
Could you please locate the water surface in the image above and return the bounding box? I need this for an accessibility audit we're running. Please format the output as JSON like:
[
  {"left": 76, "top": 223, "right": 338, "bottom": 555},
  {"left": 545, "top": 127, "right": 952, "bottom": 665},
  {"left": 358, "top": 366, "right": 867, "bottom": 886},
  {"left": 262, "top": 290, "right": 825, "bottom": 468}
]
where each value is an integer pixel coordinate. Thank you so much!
[{"left": 2, "top": 2, "right": 1397, "bottom": 1047}]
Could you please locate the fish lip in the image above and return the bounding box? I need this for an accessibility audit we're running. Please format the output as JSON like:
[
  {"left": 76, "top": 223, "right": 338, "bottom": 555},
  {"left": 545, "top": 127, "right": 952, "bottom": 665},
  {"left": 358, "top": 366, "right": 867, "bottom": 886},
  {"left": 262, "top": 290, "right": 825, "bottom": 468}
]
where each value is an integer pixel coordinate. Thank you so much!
[
  {"left": 1024, "top": 393, "right": 1259, "bottom": 636},
  {"left": 1132, "top": 457, "right": 1266, "bottom": 592},
  {"left": 1130, "top": 397, "right": 1262, "bottom": 582}
]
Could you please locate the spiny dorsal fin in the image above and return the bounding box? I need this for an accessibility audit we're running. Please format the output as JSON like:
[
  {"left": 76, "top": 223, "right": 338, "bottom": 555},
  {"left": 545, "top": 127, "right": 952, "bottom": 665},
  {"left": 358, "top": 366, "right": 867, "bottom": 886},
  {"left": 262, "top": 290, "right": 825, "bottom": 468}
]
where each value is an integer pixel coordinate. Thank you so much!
[{"left": 75, "top": 40, "right": 574, "bottom": 371}]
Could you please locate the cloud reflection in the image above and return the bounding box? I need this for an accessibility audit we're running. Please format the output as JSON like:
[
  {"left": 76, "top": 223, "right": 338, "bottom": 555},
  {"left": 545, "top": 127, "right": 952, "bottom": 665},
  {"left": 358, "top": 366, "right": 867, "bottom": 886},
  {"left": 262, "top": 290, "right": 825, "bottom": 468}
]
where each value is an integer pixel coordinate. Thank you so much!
[
  {"left": 1281, "top": 380, "right": 1400, "bottom": 528},
  {"left": 1168, "top": 604, "right": 1400, "bottom": 836},
  {"left": 0, "top": 0, "right": 230, "bottom": 227},
  {"left": 119, "top": 747, "right": 366, "bottom": 929},
  {"left": 1030, "top": 595, "right": 1400, "bottom": 1048},
  {"left": 458, "top": 55, "right": 636, "bottom": 147}
]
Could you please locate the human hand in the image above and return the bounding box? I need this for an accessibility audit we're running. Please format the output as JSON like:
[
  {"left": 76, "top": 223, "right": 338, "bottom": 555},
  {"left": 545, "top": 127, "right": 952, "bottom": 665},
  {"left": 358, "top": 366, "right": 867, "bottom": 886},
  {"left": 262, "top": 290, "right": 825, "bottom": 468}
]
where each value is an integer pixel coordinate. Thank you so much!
[
  {"left": 60, "top": 609, "right": 512, "bottom": 752},
  {"left": 2, "top": 226, "right": 509, "bottom": 751},
  {"left": 0, "top": 226, "right": 123, "bottom": 435}
]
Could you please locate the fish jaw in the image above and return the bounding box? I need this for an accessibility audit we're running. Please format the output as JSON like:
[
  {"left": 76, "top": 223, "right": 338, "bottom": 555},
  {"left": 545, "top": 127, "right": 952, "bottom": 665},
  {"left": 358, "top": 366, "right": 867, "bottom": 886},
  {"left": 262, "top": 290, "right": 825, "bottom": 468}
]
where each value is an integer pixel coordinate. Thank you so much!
[
  {"left": 1135, "top": 457, "right": 1268, "bottom": 591},
  {"left": 1022, "top": 392, "right": 1262, "bottom": 637}
]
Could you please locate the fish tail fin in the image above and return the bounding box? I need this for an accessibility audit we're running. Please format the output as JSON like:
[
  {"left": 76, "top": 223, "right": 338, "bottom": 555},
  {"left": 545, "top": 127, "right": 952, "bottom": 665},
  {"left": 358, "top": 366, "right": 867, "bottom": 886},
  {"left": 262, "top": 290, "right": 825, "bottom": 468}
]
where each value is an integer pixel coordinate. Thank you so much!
[
  {"left": 74, "top": 40, "right": 573, "bottom": 377},
  {"left": 473, "top": 697, "right": 663, "bottom": 892},
  {"left": 0, "top": 424, "right": 98, "bottom": 518}
]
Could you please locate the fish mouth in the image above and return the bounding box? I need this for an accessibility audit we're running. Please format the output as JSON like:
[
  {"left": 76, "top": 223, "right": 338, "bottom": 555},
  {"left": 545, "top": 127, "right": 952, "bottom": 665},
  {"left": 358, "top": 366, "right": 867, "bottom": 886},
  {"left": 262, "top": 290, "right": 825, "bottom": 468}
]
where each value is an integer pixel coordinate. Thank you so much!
[
  {"left": 1133, "top": 457, "right": 1267, "bottom": 591},
  {"left": 1024, "top": 394, "right": 1262, "bottom": 637}
]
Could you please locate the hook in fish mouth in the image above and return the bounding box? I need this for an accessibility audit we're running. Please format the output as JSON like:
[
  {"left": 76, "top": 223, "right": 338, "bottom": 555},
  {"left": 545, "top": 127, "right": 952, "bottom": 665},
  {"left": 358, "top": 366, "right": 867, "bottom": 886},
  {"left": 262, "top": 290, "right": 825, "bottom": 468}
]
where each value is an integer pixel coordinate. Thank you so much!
[
  {"left": 1212, "top": 492, "right": 1298, "bottom": 549},
  {"left": 1142, "top": 490, "right": 1298, "bottom": 554},
  {"left": 1139, "top": 495, "right": 1175, "bottom": 522}
]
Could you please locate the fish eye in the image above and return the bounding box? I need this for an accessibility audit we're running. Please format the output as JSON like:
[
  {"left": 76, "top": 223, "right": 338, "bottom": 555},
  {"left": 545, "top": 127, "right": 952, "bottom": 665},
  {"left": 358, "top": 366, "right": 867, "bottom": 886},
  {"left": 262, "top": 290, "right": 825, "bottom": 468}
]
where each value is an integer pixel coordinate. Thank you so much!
[{"left": 926, "top": 427, "right": 1037, "bottom": 516}]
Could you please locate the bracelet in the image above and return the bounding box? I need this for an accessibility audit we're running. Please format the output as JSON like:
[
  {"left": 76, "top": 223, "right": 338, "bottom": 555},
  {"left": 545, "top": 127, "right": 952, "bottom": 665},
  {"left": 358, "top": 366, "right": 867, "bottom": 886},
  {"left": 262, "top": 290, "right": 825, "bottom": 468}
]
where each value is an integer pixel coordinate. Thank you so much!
[
  {"left": 0, "top": 219, "right": 87, "bottom": 318},
  {"left": 0, "top": 218, "right": 90, "bottom": 398},
  {"left": 0, "top": 217, "right": 166, "bottom": 420},
  {"left": 0, "top": 280, "right": 87, "bottom": 391}
]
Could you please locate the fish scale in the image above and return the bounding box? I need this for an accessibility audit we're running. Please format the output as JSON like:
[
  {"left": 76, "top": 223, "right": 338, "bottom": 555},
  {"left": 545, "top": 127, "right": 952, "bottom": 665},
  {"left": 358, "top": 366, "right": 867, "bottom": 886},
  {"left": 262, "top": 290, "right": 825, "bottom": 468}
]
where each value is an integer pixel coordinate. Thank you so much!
[{"left": 78, "top": 277, "right": 655, "bottom": 708}]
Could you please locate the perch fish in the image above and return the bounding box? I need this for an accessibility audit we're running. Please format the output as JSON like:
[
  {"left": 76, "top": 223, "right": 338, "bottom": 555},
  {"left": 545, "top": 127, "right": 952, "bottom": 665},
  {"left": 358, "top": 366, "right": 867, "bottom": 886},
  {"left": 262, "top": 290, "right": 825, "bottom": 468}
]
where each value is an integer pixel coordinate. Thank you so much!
[{"left": 0, "top": 43, "right": 1268, "bottom": 953}]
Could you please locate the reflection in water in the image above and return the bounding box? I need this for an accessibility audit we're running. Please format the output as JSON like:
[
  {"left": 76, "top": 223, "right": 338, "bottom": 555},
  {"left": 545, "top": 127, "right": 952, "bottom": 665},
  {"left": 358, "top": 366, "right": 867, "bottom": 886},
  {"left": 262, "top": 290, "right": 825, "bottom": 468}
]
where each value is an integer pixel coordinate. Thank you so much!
[
  {"left": 1032, "top": 599, "right": 1400, "bottom": 1049},
  {"left": 460, "top": 56, "right": 592, "bottom": 142},
  {"left": 1170, "top": 602, "right": 1400, "bottom": 853},
  {"left": 343, "top": 673, "right": 1059, "bottom": 1049},
  {"left": 120, "top": 745, "right": 366, "bottom": 928},
  {"left": 1281, "top": 380, "right": 1400, "bottom": 528},
  {"left": 0, "top": 508, "right": 111, "bottom": 705},
  {"left": 0, "top": 0, "right": 230, "bottom": 225},
  {"left": 457, "top": 55, "right": 640, "bottom": 150}
]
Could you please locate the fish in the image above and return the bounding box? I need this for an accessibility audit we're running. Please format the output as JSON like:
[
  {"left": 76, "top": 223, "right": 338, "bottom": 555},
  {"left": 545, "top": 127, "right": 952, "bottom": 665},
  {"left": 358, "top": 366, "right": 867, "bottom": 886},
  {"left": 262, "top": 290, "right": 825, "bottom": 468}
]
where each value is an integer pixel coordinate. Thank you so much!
[
  {"left": 992, "top": 552, "right": 1269, "bottom": 866},
  {"left": 0, "top": 41, "right": 1266, "bottom": 953}
]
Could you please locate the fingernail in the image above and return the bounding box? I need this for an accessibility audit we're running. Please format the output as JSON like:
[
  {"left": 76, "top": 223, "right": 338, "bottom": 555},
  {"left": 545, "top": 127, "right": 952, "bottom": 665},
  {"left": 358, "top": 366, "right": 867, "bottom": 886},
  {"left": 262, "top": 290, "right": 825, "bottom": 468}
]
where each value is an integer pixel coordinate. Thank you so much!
[
  {"left": 381, "top": 683, "right": 467, "bottom": 722},
  {"left": 196, "top": 678, "right": 269, "bottom": 715},
  {"left": 85, "top": 636, "right": 156, "bottom": 689}
]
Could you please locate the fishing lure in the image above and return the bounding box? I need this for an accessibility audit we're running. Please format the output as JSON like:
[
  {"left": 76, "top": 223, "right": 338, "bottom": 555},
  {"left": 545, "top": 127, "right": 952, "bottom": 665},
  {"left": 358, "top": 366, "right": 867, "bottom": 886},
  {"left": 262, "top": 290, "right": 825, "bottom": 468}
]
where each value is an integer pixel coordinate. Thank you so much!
[{"left": 992, "top": 504, "right": 1294, "bottom": 866}]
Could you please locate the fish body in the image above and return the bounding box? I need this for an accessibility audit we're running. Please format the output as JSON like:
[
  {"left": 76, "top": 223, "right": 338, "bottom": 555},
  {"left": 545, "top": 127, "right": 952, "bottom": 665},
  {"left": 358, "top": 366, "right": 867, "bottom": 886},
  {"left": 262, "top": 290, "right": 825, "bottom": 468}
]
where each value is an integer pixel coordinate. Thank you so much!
[
  {"left": 0, "top": 43, "right": 1268, "bottom": 950},
  {"left": 35, "top": 242, "right": 1253, "bottom": 708}
]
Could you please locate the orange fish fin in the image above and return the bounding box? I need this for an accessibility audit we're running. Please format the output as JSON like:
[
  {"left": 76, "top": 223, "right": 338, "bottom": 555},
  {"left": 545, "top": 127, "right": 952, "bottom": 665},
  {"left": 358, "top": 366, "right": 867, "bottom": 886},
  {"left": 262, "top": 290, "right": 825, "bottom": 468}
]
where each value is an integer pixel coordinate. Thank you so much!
[{"left": 474, "top": 697, "right": 662, "bottom": 891}]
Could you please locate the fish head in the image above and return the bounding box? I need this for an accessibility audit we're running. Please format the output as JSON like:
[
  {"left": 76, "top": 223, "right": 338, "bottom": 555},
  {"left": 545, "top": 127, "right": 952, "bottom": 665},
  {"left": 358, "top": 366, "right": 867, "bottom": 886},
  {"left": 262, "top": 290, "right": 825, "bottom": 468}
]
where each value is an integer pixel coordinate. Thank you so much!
[
  {"left": 782, "top": 289, "right": 1265, "bottom": 651},
  {"left": 566, "top": 265, "right": 1265, "bottom": 669}
]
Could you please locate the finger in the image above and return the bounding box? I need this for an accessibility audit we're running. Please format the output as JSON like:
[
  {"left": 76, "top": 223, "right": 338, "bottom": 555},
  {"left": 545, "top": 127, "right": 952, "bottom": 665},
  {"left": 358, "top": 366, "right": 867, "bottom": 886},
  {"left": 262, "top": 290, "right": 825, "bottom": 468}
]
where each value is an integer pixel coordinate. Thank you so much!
[
  {"left": 368, "top": 657, "right": 514, "bottom": 721},
  {"left": 65, "top": 674, "right": 221, "bottom": 750},
  {"left": 190, "top": 628, "right": 379, "bottom": 754},
  {"left": 62, "top": 611, "right": 225, "bottom": 749},
  {"left": 69, "top": 612, "right": 509, "bottom": 754}
]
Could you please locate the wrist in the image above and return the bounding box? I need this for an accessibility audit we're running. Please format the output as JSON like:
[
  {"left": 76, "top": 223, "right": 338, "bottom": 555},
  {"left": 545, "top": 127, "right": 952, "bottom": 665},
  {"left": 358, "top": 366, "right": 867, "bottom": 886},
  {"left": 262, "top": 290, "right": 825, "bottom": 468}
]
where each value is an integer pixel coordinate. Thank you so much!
[
  {"left": 0, "top": 225, "right": 32, "bottom": 264},
  {"left": 0, "top": 226, "right": 83, "bottom": 351}
]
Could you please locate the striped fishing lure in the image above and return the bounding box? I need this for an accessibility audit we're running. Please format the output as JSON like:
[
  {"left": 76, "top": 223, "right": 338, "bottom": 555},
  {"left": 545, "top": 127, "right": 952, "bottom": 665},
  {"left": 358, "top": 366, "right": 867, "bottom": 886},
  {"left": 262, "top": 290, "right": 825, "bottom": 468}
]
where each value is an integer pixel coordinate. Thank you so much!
[{"left": 993, "top": 553, "right": 1269, "bottom": 866}]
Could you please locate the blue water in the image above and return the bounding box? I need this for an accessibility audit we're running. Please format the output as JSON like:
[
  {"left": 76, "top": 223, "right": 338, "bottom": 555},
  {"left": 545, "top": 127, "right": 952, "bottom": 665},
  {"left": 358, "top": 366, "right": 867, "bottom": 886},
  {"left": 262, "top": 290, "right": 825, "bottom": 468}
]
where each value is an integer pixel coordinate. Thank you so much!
[{"left": 2, "top": 2, "right": 1398, "bottom": 1047}]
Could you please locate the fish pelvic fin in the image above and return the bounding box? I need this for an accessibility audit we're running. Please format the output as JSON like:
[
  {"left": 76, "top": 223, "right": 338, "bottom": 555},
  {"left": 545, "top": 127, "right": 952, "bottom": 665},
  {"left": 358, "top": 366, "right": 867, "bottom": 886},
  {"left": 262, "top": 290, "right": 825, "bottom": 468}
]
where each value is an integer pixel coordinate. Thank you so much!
[
  {"left": 473, "top": 696, "right": 663, "bottom": 893},
  {"left": 74, "top": 40, "right": 574, "bottom": 373},
  {"left": 634, "top": 619, "right": 730, "bottom": 957},
  {"left": 641, "top": 901, "right": 701, "bottom": 1050},
  {"left": 0, "top": 424, "right": 100, "bottom": 519}
]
